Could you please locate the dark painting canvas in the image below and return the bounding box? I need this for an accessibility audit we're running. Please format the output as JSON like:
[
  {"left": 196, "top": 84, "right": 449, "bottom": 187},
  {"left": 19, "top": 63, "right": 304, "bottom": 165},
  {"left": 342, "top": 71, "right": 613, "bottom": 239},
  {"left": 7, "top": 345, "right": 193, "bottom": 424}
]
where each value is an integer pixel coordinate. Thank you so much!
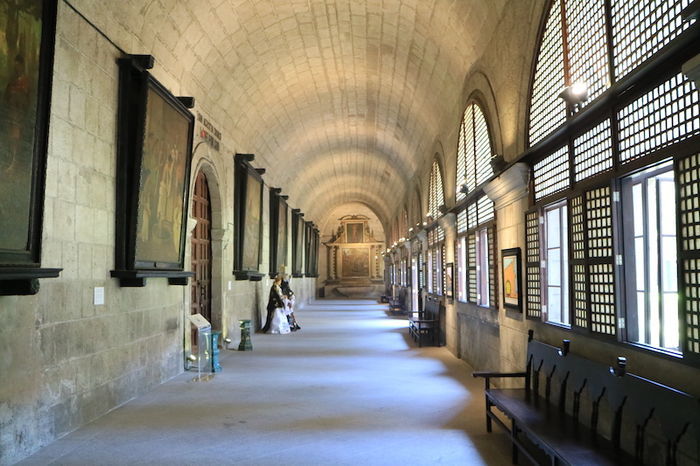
[
  {"left": 135, "top": 87, "right": 190, "bottom": 264},
  {"left": 0, "top": 1, "right": 44, "bottom": 251},
  {"left": 342, "top": 248, "right": 369, "bottom": 277},
  {"left": 277, "top": 201, "right": 287, "bottom": 269},
  {"left": 346, "top": 222, "right": 363, "bottom": 243},
  {"left": 242, "top": 173, "right": 262, "bottom": 270}
]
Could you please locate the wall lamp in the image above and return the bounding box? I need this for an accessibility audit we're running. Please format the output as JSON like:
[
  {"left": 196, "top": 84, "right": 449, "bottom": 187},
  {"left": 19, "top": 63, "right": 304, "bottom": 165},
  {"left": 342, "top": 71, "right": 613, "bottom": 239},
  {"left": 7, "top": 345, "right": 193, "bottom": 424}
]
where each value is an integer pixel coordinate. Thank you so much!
[{"left": 558, "top": 82, "right": 589, "bottom": 107}]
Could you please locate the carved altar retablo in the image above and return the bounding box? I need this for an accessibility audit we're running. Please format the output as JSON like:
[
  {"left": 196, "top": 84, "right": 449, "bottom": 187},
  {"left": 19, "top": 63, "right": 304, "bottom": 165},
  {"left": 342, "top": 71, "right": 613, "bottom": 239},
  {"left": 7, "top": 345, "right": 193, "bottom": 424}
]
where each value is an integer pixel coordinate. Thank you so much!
[{"left": 323, "top": 215, "right": 385, "bottom": 298}]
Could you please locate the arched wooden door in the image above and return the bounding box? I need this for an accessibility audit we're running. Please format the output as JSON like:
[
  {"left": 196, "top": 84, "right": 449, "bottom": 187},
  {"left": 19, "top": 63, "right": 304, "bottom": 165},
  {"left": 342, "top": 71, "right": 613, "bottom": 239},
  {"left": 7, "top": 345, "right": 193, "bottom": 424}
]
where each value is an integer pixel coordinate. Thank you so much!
[{"left": 191, "top": 171, "right": 212, "bottom": 343}]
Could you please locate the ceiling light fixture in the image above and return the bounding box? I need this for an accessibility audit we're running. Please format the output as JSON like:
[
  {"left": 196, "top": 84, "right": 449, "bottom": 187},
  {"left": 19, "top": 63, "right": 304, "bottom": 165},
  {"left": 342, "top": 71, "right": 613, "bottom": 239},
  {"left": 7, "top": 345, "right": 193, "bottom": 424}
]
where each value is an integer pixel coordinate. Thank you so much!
[{"left": 558, "top": 82, "right": 589, "bottom": 107}]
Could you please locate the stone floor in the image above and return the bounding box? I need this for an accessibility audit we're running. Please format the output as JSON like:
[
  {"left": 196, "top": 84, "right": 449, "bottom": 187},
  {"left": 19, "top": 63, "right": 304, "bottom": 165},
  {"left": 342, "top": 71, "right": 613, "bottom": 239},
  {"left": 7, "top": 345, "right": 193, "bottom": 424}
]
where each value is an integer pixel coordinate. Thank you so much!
[{"left": 20, "top": 299, "right": 511, "bottom": 465}]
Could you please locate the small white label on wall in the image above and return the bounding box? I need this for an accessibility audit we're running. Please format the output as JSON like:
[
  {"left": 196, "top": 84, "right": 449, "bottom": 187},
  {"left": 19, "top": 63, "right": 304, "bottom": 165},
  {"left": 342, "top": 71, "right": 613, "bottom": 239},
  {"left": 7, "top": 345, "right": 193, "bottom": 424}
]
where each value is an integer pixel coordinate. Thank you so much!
[
  {"left": 94, "top": 287, "right": 105, "bottom": 306},
  {"left": 228, "top": 281, "right": 232, "bottom": 291}
]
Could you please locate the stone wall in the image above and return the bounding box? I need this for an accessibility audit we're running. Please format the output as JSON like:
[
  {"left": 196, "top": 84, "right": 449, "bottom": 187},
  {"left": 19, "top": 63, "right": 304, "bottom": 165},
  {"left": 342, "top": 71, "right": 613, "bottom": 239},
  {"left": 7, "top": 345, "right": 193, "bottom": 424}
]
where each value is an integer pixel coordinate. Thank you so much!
[{"left": 0, "top": 3, "right": 317, "bottom": 464}]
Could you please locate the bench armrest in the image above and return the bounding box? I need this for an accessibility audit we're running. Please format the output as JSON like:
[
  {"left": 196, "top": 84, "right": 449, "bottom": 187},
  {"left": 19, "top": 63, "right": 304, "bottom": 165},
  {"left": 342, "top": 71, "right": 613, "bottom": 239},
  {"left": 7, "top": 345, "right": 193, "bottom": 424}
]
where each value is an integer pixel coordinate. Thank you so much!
[{"left": 473, "top": 371, "right": 527, "bottom": 390}]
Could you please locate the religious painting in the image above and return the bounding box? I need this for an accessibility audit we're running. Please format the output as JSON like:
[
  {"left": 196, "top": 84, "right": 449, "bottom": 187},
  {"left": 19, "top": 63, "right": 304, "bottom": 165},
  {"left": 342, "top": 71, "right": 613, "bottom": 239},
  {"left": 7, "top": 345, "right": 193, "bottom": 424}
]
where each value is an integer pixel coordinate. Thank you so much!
[
  {"left": 233, "top": 154, "right": 264, "bottom": 280},
  {"left": 112, "top": 57, "right": 194, "bottom": 285},
  {"left": 445, "top": 262, "right": 454, "bottom": 299},
  {"left": 276, "top": 198, "right": 287, "bottom": 271},
  {"left": 0, "top": 0, "right": 56, "bottom": 266},
  {"left": 241, "top": 172, "right": 262, "bottom": 270},
  {"left": 502, "top": 248, "right": 522, "bottom": 311},
  {"left": 134, "top": 85, "right": 192, "bottom": 265},
  {"left": 346, "top": 222, "right": 364, "bottom": 243},
  {"left": 292, "top": 210, "right": 304, "bottom": 276},
  {"left": 342, "top": 248, "right": 370, "bottom": 278}
]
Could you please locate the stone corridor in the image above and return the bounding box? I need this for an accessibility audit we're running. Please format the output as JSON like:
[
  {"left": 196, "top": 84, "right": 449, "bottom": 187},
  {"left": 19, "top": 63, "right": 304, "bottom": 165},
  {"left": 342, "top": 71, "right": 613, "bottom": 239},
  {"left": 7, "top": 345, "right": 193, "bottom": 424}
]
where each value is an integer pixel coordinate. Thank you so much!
[{"left": 20, "top": 300, "right": 510, "bottom": 465}]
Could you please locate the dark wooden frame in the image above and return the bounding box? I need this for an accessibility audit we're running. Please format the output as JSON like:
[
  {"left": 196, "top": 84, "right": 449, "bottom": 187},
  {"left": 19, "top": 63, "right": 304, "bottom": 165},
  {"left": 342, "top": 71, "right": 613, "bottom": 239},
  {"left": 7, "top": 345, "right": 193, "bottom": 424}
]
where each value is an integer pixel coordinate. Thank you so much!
[
  {"left": 233, "top": 153, "right": 264, "bottom": 281},
  {"left": 111, "top": 55, "right": 194, "bottom": 287},
  {"left": 268, "top": 188, "right": 288, "bottom": 278},
  {"left": 291, "top": 209, "right": 304, "bottom": 277},
  {"left": 0, "top": 0, "right": 61, "bottom": 295},
  {"left": 501, "top": 247, "right": 522, "bottom": 312}
]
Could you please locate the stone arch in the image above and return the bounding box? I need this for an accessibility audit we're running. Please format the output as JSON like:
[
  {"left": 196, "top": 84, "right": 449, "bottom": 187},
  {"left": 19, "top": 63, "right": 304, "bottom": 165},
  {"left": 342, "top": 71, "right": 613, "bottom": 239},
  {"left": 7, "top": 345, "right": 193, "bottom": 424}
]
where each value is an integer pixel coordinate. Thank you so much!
[{"left": 185, "top": 148, "right": 226, "bottom": 347}]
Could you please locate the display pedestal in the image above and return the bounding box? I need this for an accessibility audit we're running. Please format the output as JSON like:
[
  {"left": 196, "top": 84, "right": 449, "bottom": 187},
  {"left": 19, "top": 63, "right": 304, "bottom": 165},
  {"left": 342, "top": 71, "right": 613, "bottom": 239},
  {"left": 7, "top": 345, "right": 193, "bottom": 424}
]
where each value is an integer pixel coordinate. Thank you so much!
[
  {"left": 238, "top": 320, "right": 252, "bottom": 351},
  {"left": 188, "top": 313, "right": 212, "bottom": 380}
]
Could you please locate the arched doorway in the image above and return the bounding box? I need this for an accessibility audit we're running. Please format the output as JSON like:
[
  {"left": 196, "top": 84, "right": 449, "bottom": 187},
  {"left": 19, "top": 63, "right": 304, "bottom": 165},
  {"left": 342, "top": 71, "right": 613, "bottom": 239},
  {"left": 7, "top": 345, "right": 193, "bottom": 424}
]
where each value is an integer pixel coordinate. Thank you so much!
[{"left": 191, "top": 171, "right": 212, "bottom": 344}]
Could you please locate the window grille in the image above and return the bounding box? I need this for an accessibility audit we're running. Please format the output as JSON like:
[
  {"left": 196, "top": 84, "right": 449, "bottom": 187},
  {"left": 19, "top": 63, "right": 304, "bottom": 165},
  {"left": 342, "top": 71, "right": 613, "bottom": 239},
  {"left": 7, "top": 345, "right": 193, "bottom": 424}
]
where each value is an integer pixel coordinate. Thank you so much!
[
  {"left": 530, "top": 0, "right": 566, "bottom": 145},
  {"left": 573, "top": 119, "right": 613, "bottom": 182},
  {"left": 533, "top": 146, "right": 570, "bottom": 200},
  {"left": 488, "top": 226, "right": 497, "bottom": 307},
  {"left": 441, "top": 245, "right": 447, "bottom": 296},
  {"left": 457, "top": 209, "right": 468, "bottom": 234},
  {"left": 586, "top": 186, "right": 616, "bottom": 335},
  {"left": 467, "top": 202, "right": 478, "bottom": 230},
  {"left": 678, "top": 153, "right": 700, "bottom": 354},
  {"left": 429, "top": 160, "right": 445, "bottom": 219},
  {"left": 468, "top": 233, "right": 477, "bottom": 303},
  {"left": 529, "top": 0, "right": 694, "bottom": 146},
  {"left": 566, "top": 0, "right": 610, "bottom": 109},
  {"left": 525, "top": 210, "right": 542, "bottom": 318},
  {"left": 477, "top": 195, "right": 495, "bottom": 224},
  {"left": 611, "top": 0, "right": 694, "bottom": 80},
  {"left": 457, "top": 103, "right": 494, "bottom": 201},
  {"left": 437, "top": 226, "right": 445, "bottom": 242},
  {"left": 618, "top": 73, "right": 700, "bottom": 164},
  {"left": 570, "top": 195, "right": 588, "bottom": 328}
]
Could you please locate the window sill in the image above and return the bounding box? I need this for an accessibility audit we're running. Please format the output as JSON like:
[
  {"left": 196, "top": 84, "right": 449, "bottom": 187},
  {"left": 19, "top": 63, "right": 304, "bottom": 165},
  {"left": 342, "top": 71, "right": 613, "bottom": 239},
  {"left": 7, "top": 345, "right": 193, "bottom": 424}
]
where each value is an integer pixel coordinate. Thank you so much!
[
  {"left": 528, "top": 319, "right": 699, "bottom": 368},
  {"left": 625, "top": 341, "right": 683, "bottom": 360},
  {"left": 544, "top": 321, "right": 571, "bottom": 331}
]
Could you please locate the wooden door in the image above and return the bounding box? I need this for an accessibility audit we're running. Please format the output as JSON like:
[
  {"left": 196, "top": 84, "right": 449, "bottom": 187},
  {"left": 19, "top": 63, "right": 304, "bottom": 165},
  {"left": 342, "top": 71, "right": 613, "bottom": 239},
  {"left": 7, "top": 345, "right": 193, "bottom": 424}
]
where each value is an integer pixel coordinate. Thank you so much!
[{"left": 191, "top": 171, "right": 212, "bottom": 344}]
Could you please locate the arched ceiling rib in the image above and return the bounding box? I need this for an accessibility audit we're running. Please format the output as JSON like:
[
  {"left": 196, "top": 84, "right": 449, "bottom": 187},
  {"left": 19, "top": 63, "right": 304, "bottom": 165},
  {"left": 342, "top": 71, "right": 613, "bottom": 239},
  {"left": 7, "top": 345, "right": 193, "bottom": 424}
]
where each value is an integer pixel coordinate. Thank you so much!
[{"left": 75, "top": 0, "right": 508, "bottom": 226}]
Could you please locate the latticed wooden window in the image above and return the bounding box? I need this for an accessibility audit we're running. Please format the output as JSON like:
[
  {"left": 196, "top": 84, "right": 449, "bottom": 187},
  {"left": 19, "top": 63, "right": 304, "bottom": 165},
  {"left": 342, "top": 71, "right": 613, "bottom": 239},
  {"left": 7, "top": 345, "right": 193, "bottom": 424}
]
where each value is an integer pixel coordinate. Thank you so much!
[
  {"left": 457, "top": 199, "right": 496, "bottom": 308},
  {"left": 428, "top": 160, "right": 445, "bottom": 219},
  {"left": 525, "top": 0, "right": 699, "bottom": 357},
  {"left": 528, "top": 0, "right": 693, "bottom": 146},
  {"left": 456, "top": 103, "right": 494, "bottom": 201}
]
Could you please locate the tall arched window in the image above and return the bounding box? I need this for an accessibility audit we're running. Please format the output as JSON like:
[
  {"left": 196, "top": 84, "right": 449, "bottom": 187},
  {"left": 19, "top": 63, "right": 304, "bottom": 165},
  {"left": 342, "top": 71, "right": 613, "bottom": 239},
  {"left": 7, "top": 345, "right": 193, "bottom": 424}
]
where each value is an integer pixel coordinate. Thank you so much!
[
  {"left": 428, "top": 160, "right": 444, "bottom": 219},
  {"left": 456, "top": 102, "right": 494, "bottom": 201},
  {"left": 528, "top": 0, "right": 694, "bottom": 146},
  {"left": 525, "top": 0, "right": 700, "bottom": 357}
]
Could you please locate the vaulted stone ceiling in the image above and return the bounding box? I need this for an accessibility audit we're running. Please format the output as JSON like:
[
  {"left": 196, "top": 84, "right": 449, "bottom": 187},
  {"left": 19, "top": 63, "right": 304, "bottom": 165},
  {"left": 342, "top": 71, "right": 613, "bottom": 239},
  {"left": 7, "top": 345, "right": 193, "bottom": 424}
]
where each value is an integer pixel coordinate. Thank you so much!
[{"left": 73, "top": 0, "right": 508, "bottom": 227}]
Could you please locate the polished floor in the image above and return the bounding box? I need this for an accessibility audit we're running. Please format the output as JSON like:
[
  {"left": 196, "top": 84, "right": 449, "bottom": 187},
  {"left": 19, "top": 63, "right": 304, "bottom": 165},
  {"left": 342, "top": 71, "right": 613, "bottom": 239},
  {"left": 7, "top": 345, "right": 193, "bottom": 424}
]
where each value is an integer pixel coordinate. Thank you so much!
[{"left": 21, "top": 300, "right": 511, "bottom": 465}]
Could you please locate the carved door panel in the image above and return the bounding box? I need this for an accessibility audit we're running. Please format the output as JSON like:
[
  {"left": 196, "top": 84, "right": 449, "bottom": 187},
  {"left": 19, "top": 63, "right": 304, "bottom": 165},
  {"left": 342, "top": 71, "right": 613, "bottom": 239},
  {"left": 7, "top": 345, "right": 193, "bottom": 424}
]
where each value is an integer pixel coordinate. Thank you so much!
[{"left": 191, "top": 171, "right": 212, "bottom": 345}]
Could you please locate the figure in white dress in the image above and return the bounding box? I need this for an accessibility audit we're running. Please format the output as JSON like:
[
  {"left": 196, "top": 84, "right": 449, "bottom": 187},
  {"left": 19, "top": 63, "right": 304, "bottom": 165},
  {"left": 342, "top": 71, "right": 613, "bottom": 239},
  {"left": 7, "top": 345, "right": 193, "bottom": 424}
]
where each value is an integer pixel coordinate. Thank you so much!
[
  {"left": 262, "top": 275, "right": 291, "bottom": 334},
  {"left": 282, "top": 276, "right": 301, "bottom": 331}
]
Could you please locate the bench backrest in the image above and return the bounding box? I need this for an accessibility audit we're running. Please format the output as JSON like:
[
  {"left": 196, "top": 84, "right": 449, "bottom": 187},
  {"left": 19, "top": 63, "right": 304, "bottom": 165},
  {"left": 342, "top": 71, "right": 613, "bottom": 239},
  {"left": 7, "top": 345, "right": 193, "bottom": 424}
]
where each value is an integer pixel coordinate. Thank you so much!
[
  {"left": 525, "top": 339, "right": 699, "bottom": 465},
  {"left": 423, "top": 296, "right": 440, "bottom": 320}
]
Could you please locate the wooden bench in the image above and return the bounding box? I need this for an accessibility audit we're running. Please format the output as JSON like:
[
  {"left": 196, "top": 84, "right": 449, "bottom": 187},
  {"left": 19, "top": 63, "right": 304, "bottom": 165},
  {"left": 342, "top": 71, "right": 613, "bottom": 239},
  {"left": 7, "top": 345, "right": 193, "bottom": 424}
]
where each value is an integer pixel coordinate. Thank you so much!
[
  {"left": 473, "top": 331, "right": 699, "bottom": 465},
  {"left": 408, "top": 296, "right": 439, "bottom": 347}
]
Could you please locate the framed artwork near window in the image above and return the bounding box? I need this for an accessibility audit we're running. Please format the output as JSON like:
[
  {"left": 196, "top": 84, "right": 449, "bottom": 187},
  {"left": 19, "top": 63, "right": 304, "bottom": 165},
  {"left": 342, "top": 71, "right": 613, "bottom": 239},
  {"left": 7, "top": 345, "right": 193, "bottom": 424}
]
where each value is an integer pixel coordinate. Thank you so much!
[
  {"left": 502, "top": 248, "right": 522, "bottom": 311},
  {"left": 111, "top": 55, "right": 194, "bottom": 287},
  {"left": 445, "top": 262, "right": 454, "bottom": 299},
  {"left": 0, "top": 0, "right": 61, "bottom": 295}
]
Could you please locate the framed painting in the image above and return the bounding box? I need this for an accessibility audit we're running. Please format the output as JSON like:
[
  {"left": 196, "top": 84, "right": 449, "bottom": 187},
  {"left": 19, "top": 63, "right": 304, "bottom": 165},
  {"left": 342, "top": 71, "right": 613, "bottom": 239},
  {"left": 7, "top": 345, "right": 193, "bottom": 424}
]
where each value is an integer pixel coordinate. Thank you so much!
[
  {"left": 346, "top": 222, "right": 364, "bottom": 243},
  {"left": 292, "top": 209, "right": 304, "bottom": 277},
  {"left": 233, "top": 154, "right": 263, "bottom": 281},
  {"left": 111, "top": 56, "right": 194, "bottom": 287},
  {"left": 341, "top": 248, "right": 370, "bottom": 278},
  {"left": 0, "top": 0, "right": 61, "bottom": 294},
  {"left": 269, "top": 188, "right": 288, "bottom": 277},
  {"left": 502, "top": 248, "right": 522, "bottom": 311},
  {"left": 445, "top": 262, "right": 454, "bottom": 299}
]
